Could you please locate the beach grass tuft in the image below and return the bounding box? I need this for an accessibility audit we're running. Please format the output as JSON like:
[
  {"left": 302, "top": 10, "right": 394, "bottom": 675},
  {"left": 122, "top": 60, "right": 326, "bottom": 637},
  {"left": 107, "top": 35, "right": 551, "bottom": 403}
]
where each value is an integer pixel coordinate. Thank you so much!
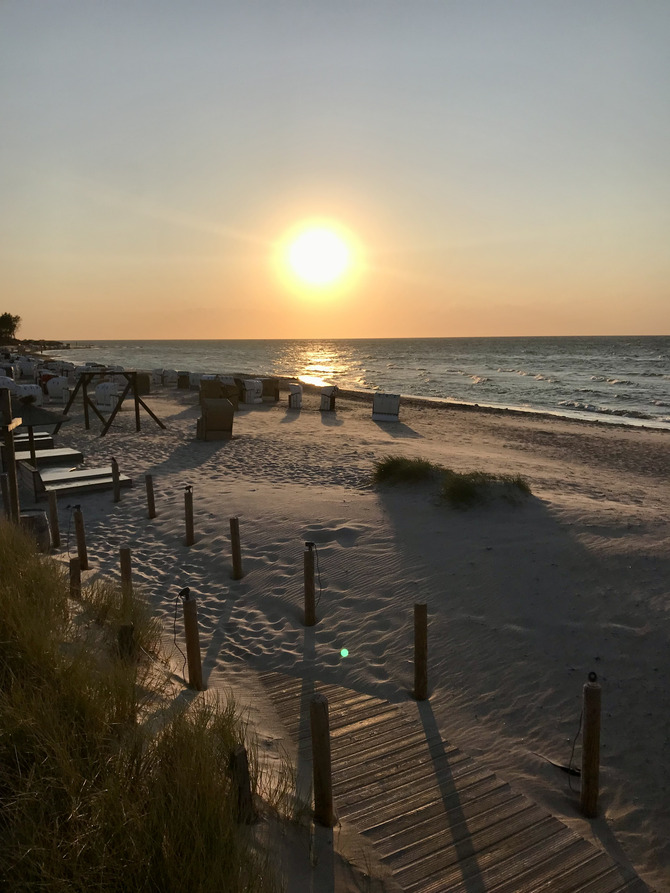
[
  {"left": 441, "top": 470, "right": 531, "bottom": 507},
  {"left": 373, "top": 455, "right": 530, "bottom": 507},
  {"left": 373, "top": 455, "right": 440, "bottom": 484},
  {"left": 0, "top": 521, "right": 280, "bottom": 893}
]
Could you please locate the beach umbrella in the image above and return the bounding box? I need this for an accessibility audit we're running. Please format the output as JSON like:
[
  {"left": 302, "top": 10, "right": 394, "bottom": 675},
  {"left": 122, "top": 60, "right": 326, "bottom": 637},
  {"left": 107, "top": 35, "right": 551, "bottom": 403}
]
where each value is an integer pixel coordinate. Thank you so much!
[{"left": 11, "top": 397, "right": 68, "bottom": 465}]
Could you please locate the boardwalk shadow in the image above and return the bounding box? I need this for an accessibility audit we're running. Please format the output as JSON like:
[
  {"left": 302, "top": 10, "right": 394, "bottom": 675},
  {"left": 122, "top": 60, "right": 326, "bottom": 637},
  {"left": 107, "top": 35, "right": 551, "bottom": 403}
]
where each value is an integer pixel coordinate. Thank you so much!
[{"left": 418, "top": 699, "right": 488, "bottom": 893}]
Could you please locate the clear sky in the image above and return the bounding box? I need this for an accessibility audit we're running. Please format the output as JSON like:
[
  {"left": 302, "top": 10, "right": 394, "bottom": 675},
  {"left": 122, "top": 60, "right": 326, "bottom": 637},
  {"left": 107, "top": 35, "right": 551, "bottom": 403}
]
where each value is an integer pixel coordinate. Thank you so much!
[{"left": 2, "top": 1, "right": 669, "bottom": 340}]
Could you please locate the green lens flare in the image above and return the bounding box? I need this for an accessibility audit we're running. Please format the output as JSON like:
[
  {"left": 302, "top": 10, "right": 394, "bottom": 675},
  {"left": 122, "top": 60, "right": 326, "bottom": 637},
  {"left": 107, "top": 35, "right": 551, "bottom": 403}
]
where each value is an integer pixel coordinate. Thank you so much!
[{"left": 340, "top": 648, "right": 349, "bottom": 658}]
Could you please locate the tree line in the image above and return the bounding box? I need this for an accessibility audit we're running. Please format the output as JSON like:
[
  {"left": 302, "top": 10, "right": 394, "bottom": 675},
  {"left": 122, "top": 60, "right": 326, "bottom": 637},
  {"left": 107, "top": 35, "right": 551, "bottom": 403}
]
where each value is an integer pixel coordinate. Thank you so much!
[{"left": 0, "top": 313, "right": 21, "bottom": 342}]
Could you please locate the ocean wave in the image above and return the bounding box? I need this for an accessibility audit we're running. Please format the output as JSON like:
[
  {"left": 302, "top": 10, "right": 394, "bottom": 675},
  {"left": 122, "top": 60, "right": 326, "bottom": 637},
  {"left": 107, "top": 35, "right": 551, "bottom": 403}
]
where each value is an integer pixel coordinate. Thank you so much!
[
  {"left": 558, "top": 400, "right": 653, "bottom": 420},
  {"left": 471, "top": 375, "right": 489, "bottom": 384}
]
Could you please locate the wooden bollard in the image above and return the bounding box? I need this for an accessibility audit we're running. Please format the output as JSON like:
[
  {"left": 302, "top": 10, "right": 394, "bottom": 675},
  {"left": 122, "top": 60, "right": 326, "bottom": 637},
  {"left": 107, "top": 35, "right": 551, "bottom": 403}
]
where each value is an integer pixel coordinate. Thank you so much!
[
  {"left": 145, "top": 474, "right": 156, "bottom": 519},
  {"left": 69, "top": 557, "right": 81, "bottom": 599},
  {"left": 1, "top": 472, "right": 10, "bottom": 519},
  {"left": 1, "top": 388, "right": 20, "bottom": 523},
  {"left": 47, "top": 491, "right": 60, "bottom": 549},
  {"left": 414, "top": 603, "right": 428, "bottom": 701},
  {"left": 184, "top": 486, "right": 194, "bottom": 546},
  {"left": 310, "top": 693, "right": 335, "bottom": 827},
  {"left": 304, "top": 542, "right": 316, "bottom": 626},
  {"left": 73, "top": 508, "right": 89, "bottom": 570},
  {"left": 181, "top": 588, "right": 203, "bottom": 690},
  {"left": 120, "top": 546, "right": 133, "bottom": 603},
  {"left": 230, "top": 744, "right": 256, "bottom": 824},
  {"left": 230, "top": 516, "right": 243, "bottom": 580},
  {"left": 580, "top": 672, "right": 601, "bottom": 818},
  {"left": 111, "top": 457, "right": 121, "bottom": 503}
]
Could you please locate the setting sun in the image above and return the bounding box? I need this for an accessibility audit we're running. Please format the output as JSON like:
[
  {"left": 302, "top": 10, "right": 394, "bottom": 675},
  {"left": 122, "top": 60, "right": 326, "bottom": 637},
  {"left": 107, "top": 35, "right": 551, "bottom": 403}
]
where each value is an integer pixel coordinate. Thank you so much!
[{"left": 284, "top": 224, "right": 354, "bottom": 288}]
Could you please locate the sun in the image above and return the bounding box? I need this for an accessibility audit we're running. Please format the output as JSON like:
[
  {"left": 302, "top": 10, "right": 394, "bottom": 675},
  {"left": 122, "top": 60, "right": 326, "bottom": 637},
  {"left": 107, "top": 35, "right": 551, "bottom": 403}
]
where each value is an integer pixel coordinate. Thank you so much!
[{"left": 285, "top": 224, "right": 353, "bottom": 287}]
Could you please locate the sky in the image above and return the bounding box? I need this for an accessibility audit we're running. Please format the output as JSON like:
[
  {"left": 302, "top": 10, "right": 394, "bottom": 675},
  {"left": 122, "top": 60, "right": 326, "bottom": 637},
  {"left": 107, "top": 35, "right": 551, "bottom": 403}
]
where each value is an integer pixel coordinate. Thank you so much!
[{"left": 1, "top": 0, "right": 669, "bottom": 340}]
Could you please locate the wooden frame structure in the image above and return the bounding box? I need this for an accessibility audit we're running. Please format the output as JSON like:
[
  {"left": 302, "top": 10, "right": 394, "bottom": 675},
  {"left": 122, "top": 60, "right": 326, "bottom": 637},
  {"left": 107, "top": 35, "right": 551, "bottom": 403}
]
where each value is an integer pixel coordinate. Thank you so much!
[{"left": 63, "top": 370, "right": 165, "bottom": 435}]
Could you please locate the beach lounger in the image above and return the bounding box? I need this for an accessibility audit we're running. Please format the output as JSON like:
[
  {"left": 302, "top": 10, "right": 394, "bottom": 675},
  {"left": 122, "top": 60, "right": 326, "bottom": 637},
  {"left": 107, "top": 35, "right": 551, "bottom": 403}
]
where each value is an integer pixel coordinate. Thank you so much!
[
  {"left": 21, "top": 464, "right": 133, "bottom": 500},
  {"left": 3, "top": 446, "right": 84, "bottom": 469},
  {"left": 13, "top": 431, "right": 54, "bottom": 450}
]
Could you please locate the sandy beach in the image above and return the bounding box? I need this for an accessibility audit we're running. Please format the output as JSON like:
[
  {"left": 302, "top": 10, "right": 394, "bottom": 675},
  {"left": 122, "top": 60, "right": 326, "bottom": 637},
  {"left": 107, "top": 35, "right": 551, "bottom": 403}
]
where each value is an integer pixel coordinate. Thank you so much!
[{"left": 41, "top": 385, "right": 669, "bottom": 892}]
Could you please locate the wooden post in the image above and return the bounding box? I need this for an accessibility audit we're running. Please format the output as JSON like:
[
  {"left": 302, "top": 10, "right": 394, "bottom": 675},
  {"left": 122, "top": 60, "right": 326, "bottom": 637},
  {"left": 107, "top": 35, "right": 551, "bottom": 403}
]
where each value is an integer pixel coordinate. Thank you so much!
[
  {"left": 184, "top": 486, "right": 194, "bottom": 546},
  {"left": 73, "top": 508, "right": 89, "bottom": 570},
  {"left": 310, "top": 693, "right": 335, "bottom": 827},
  {"left": 69, "top": 557, "right": 81, "bottom": 599},
  {"left": 47, "top": 491, "right": 60, "bottom": 548},
  {"left": 82, "top": 376, "right": 90, "bottom": 429},
  {"left": 230, "top": 744, "right": 255, "bottom": 824},
  {"left": 304, "top": 543, "right": 316, "bottom": 626},
  {"left": 120, "top": 546, "right": 133, "bottom": 606},
  {"left": 145, "top": 474, "right": 156, "bottom": 518},
  {"left": 414, "top": 603, "right": 428, "bottom": 701},
  {"left": 1, "top": 473, "right": 10, "bottom": 519},
  {"left": 230, "top": 516, "right": 243, "bottom": 580},
  {"left": 181, "top": 589, "right": 203, "bottom": 690},
  {"left": 111, "top": 457, "right": 121, "bottom": 503},
  {"left": 0, "top": 389, "right": 20, "bottom": 523},
  {"left": 580, "top": 673, "right": 601, "bottom": 818}
]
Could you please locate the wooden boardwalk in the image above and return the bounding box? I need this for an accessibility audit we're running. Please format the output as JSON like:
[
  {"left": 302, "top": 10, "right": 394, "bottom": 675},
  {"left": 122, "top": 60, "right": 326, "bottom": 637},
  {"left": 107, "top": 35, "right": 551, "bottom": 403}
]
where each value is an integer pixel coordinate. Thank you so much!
[{"left": 260, "top": 672, "right": 651, "bottom": 893}]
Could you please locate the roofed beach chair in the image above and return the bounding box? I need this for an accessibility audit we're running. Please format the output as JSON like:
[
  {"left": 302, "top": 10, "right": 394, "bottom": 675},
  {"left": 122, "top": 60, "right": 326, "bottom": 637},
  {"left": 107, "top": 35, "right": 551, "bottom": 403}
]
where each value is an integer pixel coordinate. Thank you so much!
[
  {"left": 288, "top": 383, "right": 302, "bottom": 410},
  {"left": 372, "top": 393, "right": 400, "bottom": 422},
  {"left": 320, "top": 386, "right": 337, "bottom": 412},
  {"left": 196, "top": 398, "right": 234, "bottom": 441}
]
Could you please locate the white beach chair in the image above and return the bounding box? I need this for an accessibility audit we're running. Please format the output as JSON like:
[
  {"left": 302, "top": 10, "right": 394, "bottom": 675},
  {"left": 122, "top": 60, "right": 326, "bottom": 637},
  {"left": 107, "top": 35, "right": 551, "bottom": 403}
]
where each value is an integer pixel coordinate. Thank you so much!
[
  {"left": 288, "top": 383, "right": 303, "bottom": 410},
  {"left": 241, "top": 379, "right": 263, "bottom": 404},
  {"left": 95, "top": 381, "right": 119, "bottom": 411},
  {"left": 320, "top": 386, "right": 337, "bottom": 412},
  {"left": 46, "top": 376, "right": 70, "bottom": 403},
  {"left": 372, "top": 393, "right": 400, "bottom": 422},
  {"left": 15, "top": 383, "right": 43, "bottom": 406}
]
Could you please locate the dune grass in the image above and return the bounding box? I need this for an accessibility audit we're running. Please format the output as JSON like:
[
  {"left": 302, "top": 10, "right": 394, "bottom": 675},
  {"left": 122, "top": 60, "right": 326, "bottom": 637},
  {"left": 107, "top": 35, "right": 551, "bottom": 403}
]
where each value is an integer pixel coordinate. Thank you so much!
[
  {"left": 373, "top": 455, "right": 531, "bottom": 506},
  {"left": 372, "top": 455, "right": 440, "bottom": 485},
  {"left": 0, "top": 521, "right": 279, "bottom": 893},
  {"left": 441, "top": 469, "right": 531, "bottom": 506}
]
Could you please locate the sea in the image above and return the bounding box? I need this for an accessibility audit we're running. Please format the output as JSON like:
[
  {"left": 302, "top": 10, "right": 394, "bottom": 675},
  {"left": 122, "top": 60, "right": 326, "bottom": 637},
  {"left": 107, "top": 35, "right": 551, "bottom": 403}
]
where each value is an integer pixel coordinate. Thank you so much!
[{"left": 47, "top": 336, "right": 670, "bottom": 431}]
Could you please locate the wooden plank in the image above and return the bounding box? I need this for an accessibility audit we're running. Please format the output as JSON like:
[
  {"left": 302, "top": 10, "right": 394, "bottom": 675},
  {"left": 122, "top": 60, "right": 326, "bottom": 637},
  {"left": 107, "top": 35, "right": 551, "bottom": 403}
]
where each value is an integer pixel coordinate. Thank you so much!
[
  {"left": 405, "top": 817, "right": 571, "bottom": 892},
  {"left": 14, "top": 432, "right": 53, "bottom": 448},
  {"left": 40, "top": 465, "right": 117, "bottom": 483},
  {"left": 392, "top": 802, "right": 544, "bottom": 878},
  {"left": 364, "top": 775, "right": 511, "bottom": 843},
  {"left": 11, "top": 447, "right": 83, "bottom": 467},
  {"left": 333, "top": 744, "right": 465, "bottom": 800},
  {"left": 332, "top": 734, "right": 452, "bottom": 787},
  {"left": 488, "top": 841, "right": 610, "bottom": 893},
  {"left": 377, "top": 792, "right": 528, "bottom": 860},
  {"left": 342, "top": 762, "right": 494, "bottom": 821},
  {"left": 42, "top": 475, "right": 132, "bottom": 497}
]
